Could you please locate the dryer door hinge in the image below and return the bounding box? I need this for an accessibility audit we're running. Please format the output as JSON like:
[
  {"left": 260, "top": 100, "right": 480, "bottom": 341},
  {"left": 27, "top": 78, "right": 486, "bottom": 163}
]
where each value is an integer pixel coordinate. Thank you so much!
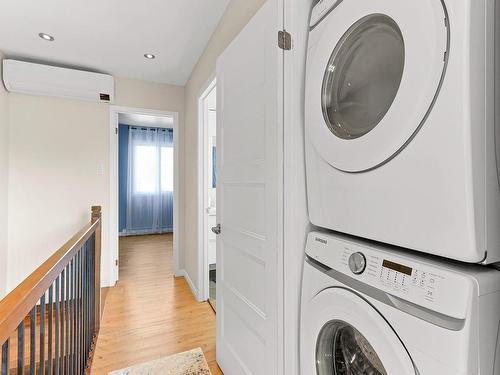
[{"left": 278, "top": 30, "right": 292, "bottom": 50}]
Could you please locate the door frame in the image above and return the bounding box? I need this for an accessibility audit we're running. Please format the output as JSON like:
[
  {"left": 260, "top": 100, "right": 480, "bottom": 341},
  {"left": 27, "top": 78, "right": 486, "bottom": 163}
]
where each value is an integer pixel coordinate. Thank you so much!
[
  {"left": 197, "top": 73, "right": 216, "bottom": 302},
  {"left": 282, "top": 1, "right": 313, "bottom": 375},
  {"left": 109, "top": 105, "right": 181, "bottom": 286},
  {"left": 278, "top": 1, "right": 322, "bottom": 374}
]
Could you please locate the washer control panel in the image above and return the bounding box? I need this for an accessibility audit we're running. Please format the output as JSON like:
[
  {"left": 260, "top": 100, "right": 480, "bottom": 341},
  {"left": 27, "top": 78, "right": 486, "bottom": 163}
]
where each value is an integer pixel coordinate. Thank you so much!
[
  {"left": 371, "top": 257, "right": 439, "bottom": 302},
  {"left": 308, "top": 232, "right": 472, "bottom": 320}
]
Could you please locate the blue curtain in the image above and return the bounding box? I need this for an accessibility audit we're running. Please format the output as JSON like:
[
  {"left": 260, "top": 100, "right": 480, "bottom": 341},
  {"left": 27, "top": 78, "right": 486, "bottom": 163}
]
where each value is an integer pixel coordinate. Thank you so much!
[
  {"left": 118, "top": 125, "right": 129, "bottom": 232},
  {"left": 120, "top": 126, "right": 174, "bottom": 235}
]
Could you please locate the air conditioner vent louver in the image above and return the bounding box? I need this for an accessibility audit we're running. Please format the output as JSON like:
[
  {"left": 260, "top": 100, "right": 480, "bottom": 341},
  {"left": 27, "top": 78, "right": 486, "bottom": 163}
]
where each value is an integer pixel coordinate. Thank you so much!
[{"left": 2, "top": 60, "right": 115, "bottom": 103}]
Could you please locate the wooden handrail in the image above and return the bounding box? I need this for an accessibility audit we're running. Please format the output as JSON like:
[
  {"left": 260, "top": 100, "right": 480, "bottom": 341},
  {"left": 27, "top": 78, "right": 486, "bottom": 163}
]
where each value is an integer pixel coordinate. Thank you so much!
[{"left": 0, "top": 206, "right": 102, "bottom": 345}]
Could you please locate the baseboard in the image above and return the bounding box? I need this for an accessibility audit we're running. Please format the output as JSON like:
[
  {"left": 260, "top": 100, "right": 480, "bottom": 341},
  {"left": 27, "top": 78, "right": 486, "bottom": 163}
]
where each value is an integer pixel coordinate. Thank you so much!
[
  {"left": 100, "top": 278, "right": 116, "bottom": 288},
  {"left": 179, "top": 269, "right": 201, "bottom": 301},
  {"left": 174, "top": 271, "right": 183, "bottom": 278},
  {"left": 119, "top": 230, "right": 173, "bottom": 237},
  {"left": 100, "top": 286, "right": 111, "bottom": 314}
]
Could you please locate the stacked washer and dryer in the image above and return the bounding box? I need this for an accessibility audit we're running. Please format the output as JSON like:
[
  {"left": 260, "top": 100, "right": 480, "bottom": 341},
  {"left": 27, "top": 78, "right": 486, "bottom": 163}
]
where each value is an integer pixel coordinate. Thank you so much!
[{"left": 300, "top": 0, "right": 500, "bottom": 374}]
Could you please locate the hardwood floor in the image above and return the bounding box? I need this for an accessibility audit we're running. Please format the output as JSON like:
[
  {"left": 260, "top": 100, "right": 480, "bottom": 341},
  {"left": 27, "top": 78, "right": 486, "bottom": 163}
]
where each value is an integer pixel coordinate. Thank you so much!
[{"left": 91, "top": 234, "right": 222, "bottom": 375}]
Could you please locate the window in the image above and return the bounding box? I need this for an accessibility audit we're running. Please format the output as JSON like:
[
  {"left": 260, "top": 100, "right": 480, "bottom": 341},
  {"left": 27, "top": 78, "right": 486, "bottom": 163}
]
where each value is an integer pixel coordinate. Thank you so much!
[
  {"left": 133, "top": 145, "right": 158, "bottom": 193},
  {"left": 161, "top": 146, "right": 174, "bottom": 192},
  {"left": 132, "top": 145, "right": 173, "bottom": 193}
]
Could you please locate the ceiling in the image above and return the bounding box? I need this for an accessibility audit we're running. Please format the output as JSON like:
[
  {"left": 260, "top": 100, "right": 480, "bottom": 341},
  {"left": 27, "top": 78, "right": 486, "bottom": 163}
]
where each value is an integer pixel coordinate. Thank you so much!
[
  {"left": 0, "top": 0, "right": 230, "bottom": 85},
  {"left": 119, "top": 113, "right": 173, "bottom": 128}
]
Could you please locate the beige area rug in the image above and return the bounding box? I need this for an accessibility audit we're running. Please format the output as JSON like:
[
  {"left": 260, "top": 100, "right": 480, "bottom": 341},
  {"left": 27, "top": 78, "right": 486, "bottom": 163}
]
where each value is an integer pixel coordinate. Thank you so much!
[{"left": 108, "top": 348, "right": 212, "bottom": 375}]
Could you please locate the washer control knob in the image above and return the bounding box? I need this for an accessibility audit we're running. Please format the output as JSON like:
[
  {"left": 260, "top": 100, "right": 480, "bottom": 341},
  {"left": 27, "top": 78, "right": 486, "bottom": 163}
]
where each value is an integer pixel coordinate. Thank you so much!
[{"left": 348, "top": 252, "right": 366, "bottom": 275}]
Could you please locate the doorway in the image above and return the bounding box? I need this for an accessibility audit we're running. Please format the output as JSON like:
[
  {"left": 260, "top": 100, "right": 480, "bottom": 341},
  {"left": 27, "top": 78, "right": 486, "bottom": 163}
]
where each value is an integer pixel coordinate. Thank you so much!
[
  {"left": 110, "top": 106, "right": 180, "bottom": 285},
  {"left": 198, "top": 77, "right": 217, "bottom": 309}
]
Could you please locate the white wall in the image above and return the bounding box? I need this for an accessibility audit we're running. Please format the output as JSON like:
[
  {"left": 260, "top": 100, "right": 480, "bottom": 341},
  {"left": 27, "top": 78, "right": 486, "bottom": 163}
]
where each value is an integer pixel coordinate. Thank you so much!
[
  {"left": 5, "top": 76, "right": 184, "bottom": 293},
  {"left": 183, "top": 0, "right": 266, "bottom": 295},
  {"left": 0, "top": 52, "right": 9, "bottom": 296}
]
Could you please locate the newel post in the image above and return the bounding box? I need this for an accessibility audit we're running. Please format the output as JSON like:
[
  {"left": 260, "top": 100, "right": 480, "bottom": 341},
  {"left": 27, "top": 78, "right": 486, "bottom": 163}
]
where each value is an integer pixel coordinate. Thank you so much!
[{"left": 91, "top": 205, "right": 102, "bottom": 334}]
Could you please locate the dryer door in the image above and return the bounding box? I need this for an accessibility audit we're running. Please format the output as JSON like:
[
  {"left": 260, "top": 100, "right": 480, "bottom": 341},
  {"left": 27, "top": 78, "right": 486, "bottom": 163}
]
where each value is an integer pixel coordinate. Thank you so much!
[
  {"left": 301, "top": 287, "right": 416, "bottom": 374},
  {"left": 306, "top": 0, "right": 448, "bottom": 172}
]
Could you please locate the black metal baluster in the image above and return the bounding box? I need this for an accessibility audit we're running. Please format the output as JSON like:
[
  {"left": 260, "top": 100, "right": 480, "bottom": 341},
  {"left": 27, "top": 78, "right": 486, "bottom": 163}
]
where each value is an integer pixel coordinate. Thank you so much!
[
  {"left": 79, "top": 246, "right": 83, "bottom": 374},
  {"left": 29, "top": 307, "right": 35, "bottom": 375},
  {"left": 48, "top": 285, "right": 54, "bottom": 375},
  {"left": 18, "top": 321, "right": 24, "bottom": 375},
  {"left": 60, "top": 270, "right": 65, "bottom": 375},
  {"left": 88, "top": 238, "right": 92, "bottom": 366},
  {"left": 76, "top": 248, "right": 82, "bottom": 373},
  {"left": 85, "top": 242, "right": 89, "bottom": 367},
  {"left": 1, "top": 340, "right": 8, "bottom": 375},
  {"left": 55, "top": 277, "right": 60, "bottom": 375},
  {"left": 75, "top": 251, "right": 80, "bottom": 375},
  {"left": 91, "top": 235, "right": 95, "bottom": 338},
  {"left": 70, "top": 256, "right": 76, "bottom": 374},
  {"left": 80, "top": 244, "right": 86, "bottom": 374},
  {"left": 88, "top": 241, "right": 92, "bottom": 367},
  {"left": 76, "top": 257, "right": 79, "bottom": 375},
  {"left": 89, "top": 236, "right": 93, "bottom": 341},
  {"left": 40, "top": 295, "right": 46, "bottom": 375},
  {"left": 65, "top": 265, "right": 69, "bottom": 375},
  {"left": 88, "top": 237, "right": 92, "bottom": 348},
  {"left": 66, "top": 261, "right": 73, "bottom": 375},
  {"left": 80, "top": 246, "right": 84, "bottom": 375}
]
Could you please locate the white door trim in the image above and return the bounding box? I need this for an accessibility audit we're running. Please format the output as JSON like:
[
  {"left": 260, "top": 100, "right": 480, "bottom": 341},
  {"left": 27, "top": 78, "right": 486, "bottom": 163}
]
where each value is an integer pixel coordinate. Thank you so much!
[
  {"left": 282, "top": 1, "right": 313, "bottom": 374},
  {"left": 196, "top": 74, "right": 216, "bottom": 302},
  {"left": 109, "top": 105, "right": 181, "bottom": 286}
]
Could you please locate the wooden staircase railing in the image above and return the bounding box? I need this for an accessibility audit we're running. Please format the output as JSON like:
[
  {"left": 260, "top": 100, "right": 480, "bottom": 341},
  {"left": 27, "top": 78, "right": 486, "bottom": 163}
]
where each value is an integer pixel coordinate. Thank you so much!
[{"left": 0, "top": 206, "right": 102, "bottom": 375}]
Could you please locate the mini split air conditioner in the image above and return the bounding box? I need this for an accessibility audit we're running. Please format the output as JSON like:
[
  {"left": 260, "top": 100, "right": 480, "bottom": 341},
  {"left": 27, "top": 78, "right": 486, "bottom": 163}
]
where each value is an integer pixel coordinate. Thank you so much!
[{"left": 2, "top": 60, "right": 114, "bottom": 103}]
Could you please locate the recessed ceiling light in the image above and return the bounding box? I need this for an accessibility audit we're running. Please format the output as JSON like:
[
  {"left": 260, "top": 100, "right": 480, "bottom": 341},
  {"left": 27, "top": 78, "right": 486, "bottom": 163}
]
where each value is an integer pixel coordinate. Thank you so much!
[
  {"left": 38, "top": 33, "right": 55, "bottom": 41},
  {"left": 144, "top": 53, "right": 155, "bottom": 60}
]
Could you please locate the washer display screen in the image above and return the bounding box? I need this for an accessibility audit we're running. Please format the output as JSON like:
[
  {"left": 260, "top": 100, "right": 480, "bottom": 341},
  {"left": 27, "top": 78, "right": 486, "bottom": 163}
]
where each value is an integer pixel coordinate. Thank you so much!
[{"left": 382, "top": 260, "right": 412, "bottom": 276}]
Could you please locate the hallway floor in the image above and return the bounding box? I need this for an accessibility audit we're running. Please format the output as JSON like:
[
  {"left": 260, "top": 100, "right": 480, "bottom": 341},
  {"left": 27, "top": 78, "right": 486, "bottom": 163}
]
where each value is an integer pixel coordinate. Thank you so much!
[{"left": 91, "top": 234, "right": 222, "bottom": 374}]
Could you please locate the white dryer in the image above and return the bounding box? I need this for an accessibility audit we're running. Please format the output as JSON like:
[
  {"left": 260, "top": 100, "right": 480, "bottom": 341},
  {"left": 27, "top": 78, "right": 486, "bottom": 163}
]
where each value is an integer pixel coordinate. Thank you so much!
[
  {"left": 300, "top": 231, "right": 500, "bottom": 374},
  {"left": 305, "top": 0, "right": 500, "bottom": 263}
]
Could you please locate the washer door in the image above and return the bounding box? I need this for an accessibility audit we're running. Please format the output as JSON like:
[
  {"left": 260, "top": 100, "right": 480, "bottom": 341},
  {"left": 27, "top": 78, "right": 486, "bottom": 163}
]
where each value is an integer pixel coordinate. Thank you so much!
[
  {"left": 301, "top": 288, "right": 416, "bottom": 374},
  {"left": 306, "top": 0, "right": 448, "bottom": 172}
]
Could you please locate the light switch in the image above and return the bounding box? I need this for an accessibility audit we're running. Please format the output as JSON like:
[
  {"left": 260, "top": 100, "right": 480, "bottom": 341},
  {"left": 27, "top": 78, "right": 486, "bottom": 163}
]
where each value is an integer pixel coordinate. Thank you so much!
[{"left": 97, "top": 164, "right": 105, "bottom": 176}]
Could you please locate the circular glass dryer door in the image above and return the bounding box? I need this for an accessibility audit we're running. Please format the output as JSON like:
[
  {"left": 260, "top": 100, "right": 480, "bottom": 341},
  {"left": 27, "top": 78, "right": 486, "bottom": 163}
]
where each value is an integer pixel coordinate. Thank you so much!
[
  {"left": 321, "top": 14, "right": 405, "bottom": 141},
  {"left": 306, "top": 0, "right": 448, "bottom": 172},
  {"left": 301, "top": 288, "right": 416, "bottom": 375}
]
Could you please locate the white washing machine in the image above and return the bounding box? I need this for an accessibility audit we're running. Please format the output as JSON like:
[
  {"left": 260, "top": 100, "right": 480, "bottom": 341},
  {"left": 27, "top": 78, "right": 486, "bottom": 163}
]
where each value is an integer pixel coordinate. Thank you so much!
[
  {"left": 305, "top": 0, "right": 500, "bottom": 263},
  {"left": 300, "top": 231, "right": 500, "bottom": 374}
]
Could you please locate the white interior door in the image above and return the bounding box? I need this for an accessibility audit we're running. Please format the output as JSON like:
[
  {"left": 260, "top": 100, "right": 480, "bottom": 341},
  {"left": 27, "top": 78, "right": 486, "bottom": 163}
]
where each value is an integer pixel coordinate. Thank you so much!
[{"left": 215, "top": 0, "right": 283, "bottom": 374}]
